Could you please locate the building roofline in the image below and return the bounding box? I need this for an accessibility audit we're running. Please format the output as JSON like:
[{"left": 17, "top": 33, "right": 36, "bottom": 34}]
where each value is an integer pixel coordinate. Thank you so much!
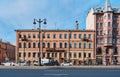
[{"left": 15, "top": 29, "right": 95, "bottom": 32}]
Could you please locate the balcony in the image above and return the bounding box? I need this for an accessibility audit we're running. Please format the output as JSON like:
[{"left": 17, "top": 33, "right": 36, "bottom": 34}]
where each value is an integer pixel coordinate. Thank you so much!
[
  {"left": 104, "top": 43, "right": 113, "bottom": 47},
  {"left": 46, "top": 48, "right": 66, "bottom": 52},
  {"left": 81, "top": 38, "right": 92, "bottom": 42}
]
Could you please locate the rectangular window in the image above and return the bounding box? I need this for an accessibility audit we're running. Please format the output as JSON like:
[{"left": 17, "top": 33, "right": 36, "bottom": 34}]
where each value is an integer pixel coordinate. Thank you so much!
[
  {"left": 19, "top": 34, "right": 22, "bottom": 38},
  {"left": 33, "top": 34, "right": 36, "bottom": 38},
  {"left": 100, "top": 31, "right": 102, "bottom": 35},
  {"left": 53, "top": 34, "right": 56, "bottom": 38},
  {"left": 84, "top": 43, "right": 86, "bottom": 48},
  {"left": 88, "top": 34, "right": 91, "bottom": 39},
  {"left": 69, "top": 34, "right": 72, "bottom": 38},
  {"left": 24, "top": 43, "right": 26, "bottom": 48},
  {"left": 47, "top": 53, "right": 50, "bottom": 58},
  {"left": 47, "top": 34, "right": 50, "bottom": 38},
  {"left": 43, "top": 53, "right": 45, "bottom": 58},
  {"left": 79, "top": 43, "right": 82, "bottom": 48},
  {"left": 28, "top": 53, "right": 31, "bottom": 57},
  {"left": 100, "top": 23, "right": 102, "bottom": 28},
  {"left": 84, "top": 53, "right": 86, "bottom": 58},
  {"left": 84, "top": 34, "right": 86, "bottom": 39},
  {"left": 42, "top": 34, "right": 45, "bottom": 38},
  {"left": 79, "top": 53, "right": 81, "bottom": 58},
  {"left": 79, "top": 34, "right": 82, "bottom": 38},
  {"left": 52, "top": 53, "right": 54, "bottom": 57},
  {"left": 113, "top": 16, "right": 118, "bottom": 21},
  {"left": 74, "top": 34, "right": 77, "bottom": 39},
  {"left": 53, "top": 43, "right": 56, "bottom": 48},
  {"left": 28, "top": 34, "right": 31, "bottom": 38},
  {"left": 60, "top": 43, "right": 62, "bottom": 48},
  {"left": 96, "top": 23, "right": 99, "bottom": 28},
  {"left": 42, "top": 43, "right": 45, "bottom": 48},
  {"left": 88, "top": 53, "right": 91, "bottom": 58},
  {"left": 64, "top": 34, "right": 67, "bottom": 39},
  {"left": 96, "top": 31, "right": 98, "bottom": 35},
  {"left": 19, "top": 53, "right": 21, "bottom": 57},
  {"left": 108, "top": 14, "right": 111, "bottom": 19},
  {"left": 33, "top": 53, "right": 36, "bottom": 57},
  {"left": 74, "top": 42, "right": 77, "bottom": 48},
  {"left": 59, "top": 34, "right": 62, "bottom": 39},
  {"left": 74, "top": 52, "right": 76, "bottom": 58},
  {"left": 89, "top": 43, "right": 91, "bottom": 49},
  {"left": 108, "top": 22, "right": 111, "bottom": 26},
  {"left": 23, "top": 52, "right": 26, "bottom": 57},
  {"left": 108, "top": 30, "right": 110, "bottom": 35}
]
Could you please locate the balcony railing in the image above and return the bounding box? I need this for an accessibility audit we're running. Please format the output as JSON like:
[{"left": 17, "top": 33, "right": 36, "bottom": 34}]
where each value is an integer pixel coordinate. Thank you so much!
[{"left": 46, "top": 48, "right": 66, "bottom": 52}]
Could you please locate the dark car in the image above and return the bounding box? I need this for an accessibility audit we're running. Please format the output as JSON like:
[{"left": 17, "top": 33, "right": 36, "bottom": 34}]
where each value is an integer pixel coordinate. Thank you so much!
[{"left": 44, "top": 61, "right": 59, "bottom": 66}]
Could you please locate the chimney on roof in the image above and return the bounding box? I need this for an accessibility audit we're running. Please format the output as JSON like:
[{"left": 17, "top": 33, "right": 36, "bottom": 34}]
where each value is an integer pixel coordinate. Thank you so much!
[{"left": 76, "top": 20, "right": 79, "bottom": 30}]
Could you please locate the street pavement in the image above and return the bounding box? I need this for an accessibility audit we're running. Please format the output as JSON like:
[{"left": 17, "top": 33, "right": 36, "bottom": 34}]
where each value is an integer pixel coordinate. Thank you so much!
[{"left": 0, "top": 67, "right": 120, "bottom": 77}]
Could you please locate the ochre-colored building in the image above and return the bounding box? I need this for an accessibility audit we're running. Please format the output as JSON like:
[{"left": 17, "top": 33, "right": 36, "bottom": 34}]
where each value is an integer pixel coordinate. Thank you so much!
[
  {"left": 15, "top": 29, "right": 95, "bottom": 64},
  {"left": 0, "top": 39, "right": 15, "bottom": 63},
  {"left": 86, "top": 0, "right": 120, "bottom": 65}
]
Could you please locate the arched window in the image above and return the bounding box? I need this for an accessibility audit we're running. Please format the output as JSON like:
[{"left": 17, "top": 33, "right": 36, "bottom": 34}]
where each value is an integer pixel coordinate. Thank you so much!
[
  {"left": 47, "top": 43, "right": 50, "bottom": 48},
  {"left": 74, "top": 42, "right": 77, "bottom": 48},
  {"left": 89, "top": 43, "right": 91, "bottom": 49},
  {"left": 19, "top": 34, "right": 21, "bottom": 38},
  {"left": 64, "top": 43, "right": 67, "bottom": 48},
  {"left": 24, "top": 42, "right": 26, "bottom": 48},
  {"left": 38, "top": 43, "right": 40, "bottom": 48},
  {"left": 19, "top": 43, "right": 22, "bottom": 48},
  {"left": 33, "top": 43, "right": 36, "bottom": 48},
  {"left": 60, "top": 43, "right": 62, "bottom": 48},
  {"left": 79, "top": 43, "right": 82, "bottom": 48},
  {"left": 43, "top": 42, "right": 45, "bottom": 48},
  {"left": 28, "top": 53, "right": 31, "bottom": 57},
  {"left": 28, "top": 43, "right": 31, "bottom": 48},
  {"left": 53, "top": 43, "right": 56, "bottom": 48}
]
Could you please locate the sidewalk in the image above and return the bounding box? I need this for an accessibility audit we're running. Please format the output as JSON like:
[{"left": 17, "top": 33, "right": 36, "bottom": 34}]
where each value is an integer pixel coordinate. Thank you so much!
[{"left": 0, "top": 65, "right": 120, "bottom": 69}]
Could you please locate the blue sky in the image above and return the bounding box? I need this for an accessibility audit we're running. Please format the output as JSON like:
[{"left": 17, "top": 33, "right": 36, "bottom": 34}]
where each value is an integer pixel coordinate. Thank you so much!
[{"left": 0, "top": 0, "right": 120, "bottom": 45}]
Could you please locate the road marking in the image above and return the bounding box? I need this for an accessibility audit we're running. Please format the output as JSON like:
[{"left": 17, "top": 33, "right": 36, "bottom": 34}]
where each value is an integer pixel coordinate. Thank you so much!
[{"left": 44, "top": 74, "right": 69, "bottom": 76}]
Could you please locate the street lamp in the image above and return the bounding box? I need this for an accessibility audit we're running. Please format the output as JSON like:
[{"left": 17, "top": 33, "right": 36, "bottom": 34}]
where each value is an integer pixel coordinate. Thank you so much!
[{"left": 33, "top": 18, "right": 47, "bottom": 66}]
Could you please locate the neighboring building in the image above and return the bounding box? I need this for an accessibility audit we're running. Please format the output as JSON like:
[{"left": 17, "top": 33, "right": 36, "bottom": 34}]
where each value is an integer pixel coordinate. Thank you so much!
[
  {"left": 86, "top": 0, "right": 120, "bottom": 65},
  {"left": 0, "top": 39, "right": 15, "bottom": 63},
  {"left": 15, "top": 29, "right": 95, "bottom": 65}
]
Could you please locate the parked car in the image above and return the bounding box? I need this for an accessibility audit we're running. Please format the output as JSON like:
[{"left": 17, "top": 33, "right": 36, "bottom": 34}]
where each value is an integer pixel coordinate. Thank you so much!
[
  {"left": 44, "top": 61, "right": 60, "bottom": 66},
  {"left": 33, "top": 59, "right": 49, "bottom": 66},
  {"left": 17, "top": 61, "right": 27, "bottom": 66},
  {"left": 61, "top": 62, "right": 73, "bottom": 66},
  {"left": 2, "top": 62, "right": 18, "bottom": 66}
]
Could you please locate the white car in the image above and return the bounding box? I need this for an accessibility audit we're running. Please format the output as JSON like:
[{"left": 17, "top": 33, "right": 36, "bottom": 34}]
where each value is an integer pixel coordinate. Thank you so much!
[
  {"left": 17, "top": 62, "right": 27, "bottom": 66},
  {"left": 33, "top": 59, "right": 49, "bottom": 66},
  {"left": 61, "top": 62, "right": 73, "bottom": 66},
  {"left": 2, "top": 62, "right": 18, "bottom": 66}
]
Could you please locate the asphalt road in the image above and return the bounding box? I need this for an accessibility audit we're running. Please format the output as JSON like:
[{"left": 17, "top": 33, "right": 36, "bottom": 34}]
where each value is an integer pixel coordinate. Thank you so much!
[{"left": 0, "top": 68, "right": 120, "bottom": 77}]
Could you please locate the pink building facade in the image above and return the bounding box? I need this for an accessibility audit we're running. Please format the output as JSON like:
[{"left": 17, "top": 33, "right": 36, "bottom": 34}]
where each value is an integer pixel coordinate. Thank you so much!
[{"left": 86, "top": 0, "right": 120, "bottom": 65}]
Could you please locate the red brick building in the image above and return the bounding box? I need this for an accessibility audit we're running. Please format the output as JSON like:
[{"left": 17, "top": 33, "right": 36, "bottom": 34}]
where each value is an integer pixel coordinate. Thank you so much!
[{"left": 0, "top": 39, "right": 15, "bottom": 63}]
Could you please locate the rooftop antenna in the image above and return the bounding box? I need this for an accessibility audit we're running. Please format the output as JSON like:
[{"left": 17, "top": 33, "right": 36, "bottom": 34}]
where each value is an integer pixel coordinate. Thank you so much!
[{"left": 54, "top": 22, "right": 57, "bottom": 30}]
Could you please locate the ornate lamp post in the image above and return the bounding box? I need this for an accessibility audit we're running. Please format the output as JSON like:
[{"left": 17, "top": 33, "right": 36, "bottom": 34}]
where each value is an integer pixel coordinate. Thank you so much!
[{"left": 33, "top": 18, "right": 47, "bottom": 66}]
